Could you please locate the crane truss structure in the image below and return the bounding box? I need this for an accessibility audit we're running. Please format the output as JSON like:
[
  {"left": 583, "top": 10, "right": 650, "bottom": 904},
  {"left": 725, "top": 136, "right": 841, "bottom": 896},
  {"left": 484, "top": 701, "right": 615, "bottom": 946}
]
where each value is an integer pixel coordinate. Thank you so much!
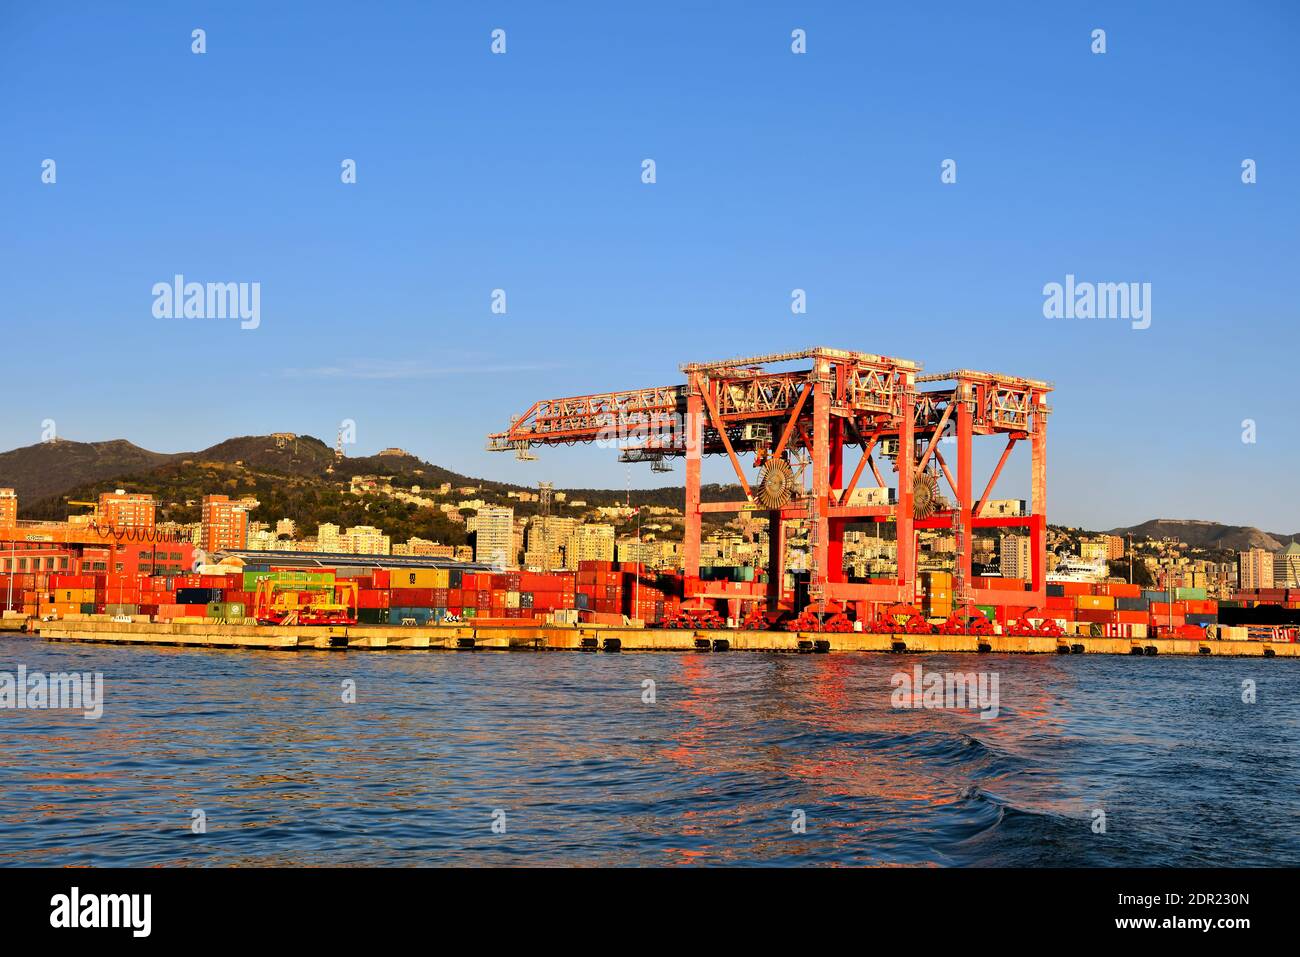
[{"left": 488, "top": 347, "right": 1052, "bottom": 615}]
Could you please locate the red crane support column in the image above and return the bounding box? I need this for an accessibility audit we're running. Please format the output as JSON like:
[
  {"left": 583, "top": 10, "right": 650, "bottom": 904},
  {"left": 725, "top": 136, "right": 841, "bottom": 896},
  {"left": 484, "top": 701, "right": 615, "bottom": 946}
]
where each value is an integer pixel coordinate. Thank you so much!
[
  {"left": 810, "top": 359, "right": 832, "bottom": 598},
  {"left": 766, "top": 511, "right": 783, "bottom": 613},
  {"left": 1030, "top": 406, "right": 1047, "bottom": 595},
  {"left": 827, "top": 416, "right": 845, "bottom": 586},
  {"left": 684, "top": 378, "right": 703, "bottom": 584},
  {"left": 896, "top": 389, "right": 916, "bottom": 595},
  {"left": 956, "top": 386, "right": 974, "bottom": 592}
]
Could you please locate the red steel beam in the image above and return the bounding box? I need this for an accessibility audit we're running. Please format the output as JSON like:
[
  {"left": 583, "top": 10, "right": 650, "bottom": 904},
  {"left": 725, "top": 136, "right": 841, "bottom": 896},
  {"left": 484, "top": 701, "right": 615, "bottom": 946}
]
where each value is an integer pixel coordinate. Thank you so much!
[
  {"left": 838, "top": 432, "right": 880, "bottom": 505},
  {"left": 771, "top": 380, "right": 812, "bottom": 462},
  {"left": 698, "top": 378, "right": 753, "bottom": 499},
  {"left": 915, "top": 397, "right": 955, "bottom": 474}
]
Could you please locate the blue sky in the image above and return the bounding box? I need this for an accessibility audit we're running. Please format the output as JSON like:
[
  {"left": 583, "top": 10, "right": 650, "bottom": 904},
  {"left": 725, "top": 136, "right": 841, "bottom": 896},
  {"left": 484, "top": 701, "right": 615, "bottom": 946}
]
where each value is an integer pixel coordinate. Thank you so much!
[{"left": 2, "top": 1, "right": 1297, "bottom": 531}]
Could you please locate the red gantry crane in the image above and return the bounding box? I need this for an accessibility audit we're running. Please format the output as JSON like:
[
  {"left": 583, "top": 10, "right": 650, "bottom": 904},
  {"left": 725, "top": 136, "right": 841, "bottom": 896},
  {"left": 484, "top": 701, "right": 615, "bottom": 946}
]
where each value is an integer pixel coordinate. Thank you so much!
[{"left": 488, "top": 347, "right": 1051, "bottom": 625}]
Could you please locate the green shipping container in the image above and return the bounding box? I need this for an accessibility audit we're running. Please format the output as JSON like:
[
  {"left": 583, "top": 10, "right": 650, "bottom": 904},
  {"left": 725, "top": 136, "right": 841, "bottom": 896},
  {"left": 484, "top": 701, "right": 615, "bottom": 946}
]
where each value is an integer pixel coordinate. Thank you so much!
[
  {"left": 206, "top": 602, "right": 246, "bottom": 619},
  {"left": 1175, "top": 587, "right": 1207, "bottom": 600},
  {"left": 242, "top": 570, "right": 335, "bottom": 590}
]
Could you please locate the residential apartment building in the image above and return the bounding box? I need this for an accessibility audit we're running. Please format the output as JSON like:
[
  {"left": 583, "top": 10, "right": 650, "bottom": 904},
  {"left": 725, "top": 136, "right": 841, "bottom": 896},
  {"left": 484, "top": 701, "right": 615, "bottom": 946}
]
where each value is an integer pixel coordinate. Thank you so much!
[
  {"left": 1238, "top": 547, "right": 1274, "bottom": 590},
  {"left": 616, "top": 537, "right": 660, "bottom": 568},
  {"left": 99, "top": 489, "right": 157, "bottom": 530},
  {"left": 524, "top": 516, "right": 579, "bottom": 570},
  {"left": 0, "top": 488, "right": 16, "bottom": 528},
  {"left": 999, "top": 534, "right": 1032, "bottom": 580},
  {"left": 566, "top": 524, "right": 615, "bottom": 569},
  {"left": 202, "top": 494, "right": 249, "bottom": 552},
  {"left": 1079, "top": 539, "right": 1110, "bottom": 565},
  {"left": 473, "top": 506, "right": 515, "bottom": 568},
  {"left": 346, "top": 525, "right": 391, "bottom": 556}
]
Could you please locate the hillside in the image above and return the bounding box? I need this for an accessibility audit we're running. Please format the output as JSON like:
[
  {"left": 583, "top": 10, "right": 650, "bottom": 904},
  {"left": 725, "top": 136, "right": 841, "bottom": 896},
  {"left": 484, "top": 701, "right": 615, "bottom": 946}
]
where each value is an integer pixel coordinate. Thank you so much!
[
  {"left": 9, "top": 434, "right": 1296, "bottom": 553},
  {"left": 11, "top": 433, "right": 743, "bottom": 543},
  {"left": 1106, "top": 519, "right": 1299, "bottom": 553},
  {"left": 0, "top": 438, "right": 181, "bottom": 503}
]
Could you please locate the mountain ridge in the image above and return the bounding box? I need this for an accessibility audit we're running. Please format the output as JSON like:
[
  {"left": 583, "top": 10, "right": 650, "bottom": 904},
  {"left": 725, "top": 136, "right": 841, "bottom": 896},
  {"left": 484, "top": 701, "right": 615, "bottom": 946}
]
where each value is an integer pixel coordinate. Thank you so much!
[{"left": 2, "top": 435, "right": 1297, "bottom": 549}]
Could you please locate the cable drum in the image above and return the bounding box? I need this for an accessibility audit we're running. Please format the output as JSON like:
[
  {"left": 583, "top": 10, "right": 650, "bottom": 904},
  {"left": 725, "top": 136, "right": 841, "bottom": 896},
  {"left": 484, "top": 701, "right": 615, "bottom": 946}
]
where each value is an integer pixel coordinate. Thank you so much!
[{"left": 755, "top": 457, "right": 796, "bottom": 510}]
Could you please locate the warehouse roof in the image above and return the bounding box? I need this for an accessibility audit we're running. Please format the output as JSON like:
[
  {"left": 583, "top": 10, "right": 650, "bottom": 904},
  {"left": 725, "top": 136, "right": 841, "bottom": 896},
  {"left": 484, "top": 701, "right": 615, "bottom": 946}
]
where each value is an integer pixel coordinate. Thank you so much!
[{"left": 213, "top": 548, "right": 493, "bottom": 572}]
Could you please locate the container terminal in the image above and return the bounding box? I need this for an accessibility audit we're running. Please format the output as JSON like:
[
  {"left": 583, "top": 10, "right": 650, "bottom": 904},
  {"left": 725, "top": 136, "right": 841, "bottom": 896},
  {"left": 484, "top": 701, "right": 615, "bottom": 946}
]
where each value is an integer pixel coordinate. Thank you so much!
[{"left": 4, "top": 346, "right": 1300, "bottom": 655}]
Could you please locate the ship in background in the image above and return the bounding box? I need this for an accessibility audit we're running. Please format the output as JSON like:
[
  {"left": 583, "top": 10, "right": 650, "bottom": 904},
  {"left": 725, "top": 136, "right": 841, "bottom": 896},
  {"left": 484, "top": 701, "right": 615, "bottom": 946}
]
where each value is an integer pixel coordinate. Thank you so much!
[{"left": 1047, "top": 556, "right": 1109, "bottom": 583}]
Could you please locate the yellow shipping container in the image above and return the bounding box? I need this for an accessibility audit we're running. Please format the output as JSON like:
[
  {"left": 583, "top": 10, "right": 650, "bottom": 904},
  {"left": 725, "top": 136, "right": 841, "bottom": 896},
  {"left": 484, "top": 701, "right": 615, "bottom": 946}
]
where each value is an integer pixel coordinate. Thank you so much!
[
  {"left": 388, "top": 568, "right": 450, "bottom": 589},
  {"left": 56, "top": 588, "right": 95, "bottom": 604},
  {"left": 1075, "top": 595, "right": 1115, "bottom": 611}
]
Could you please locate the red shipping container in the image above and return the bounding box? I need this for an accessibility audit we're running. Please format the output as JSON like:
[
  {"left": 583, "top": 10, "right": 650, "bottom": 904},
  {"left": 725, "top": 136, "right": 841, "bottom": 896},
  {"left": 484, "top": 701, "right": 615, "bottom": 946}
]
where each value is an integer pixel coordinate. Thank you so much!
[
  {"left": 1099, "top": 583, "right": 1141, "bottom": 598},
  {"left": 1076, "top": 609, "right": 1118, "bottom": 623},
  {"left": 391, "top": 588, "right": 436, "bottom": 606}
]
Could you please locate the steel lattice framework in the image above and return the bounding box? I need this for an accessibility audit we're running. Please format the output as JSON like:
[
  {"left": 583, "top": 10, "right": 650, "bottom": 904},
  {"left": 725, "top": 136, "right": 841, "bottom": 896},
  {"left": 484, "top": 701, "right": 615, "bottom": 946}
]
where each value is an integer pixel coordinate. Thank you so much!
[{"left": 489, "top": 347, "right": 1052, "bottom": 616}]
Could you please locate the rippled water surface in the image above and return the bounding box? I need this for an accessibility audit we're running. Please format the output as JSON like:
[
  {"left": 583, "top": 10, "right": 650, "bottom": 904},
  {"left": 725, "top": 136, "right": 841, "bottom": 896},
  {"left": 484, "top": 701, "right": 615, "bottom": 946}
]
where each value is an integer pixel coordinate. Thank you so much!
[{"left": 1, "top": 635, "right": 1297, "bottom": 866}]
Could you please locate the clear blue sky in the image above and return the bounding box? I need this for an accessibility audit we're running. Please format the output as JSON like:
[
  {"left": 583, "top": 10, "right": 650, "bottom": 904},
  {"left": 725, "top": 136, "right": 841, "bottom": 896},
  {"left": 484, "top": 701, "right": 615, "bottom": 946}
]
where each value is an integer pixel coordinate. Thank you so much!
[{"left": 2, "top": 1, "right": 1297, "bottom": 531}]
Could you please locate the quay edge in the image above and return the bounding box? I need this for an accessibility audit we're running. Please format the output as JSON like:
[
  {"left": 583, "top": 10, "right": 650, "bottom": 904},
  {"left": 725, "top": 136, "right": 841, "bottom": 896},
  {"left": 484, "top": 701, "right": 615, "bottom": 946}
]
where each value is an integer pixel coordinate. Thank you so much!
[{"left": 27, "top": 619, "right": 1300, "bottom": 656}]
